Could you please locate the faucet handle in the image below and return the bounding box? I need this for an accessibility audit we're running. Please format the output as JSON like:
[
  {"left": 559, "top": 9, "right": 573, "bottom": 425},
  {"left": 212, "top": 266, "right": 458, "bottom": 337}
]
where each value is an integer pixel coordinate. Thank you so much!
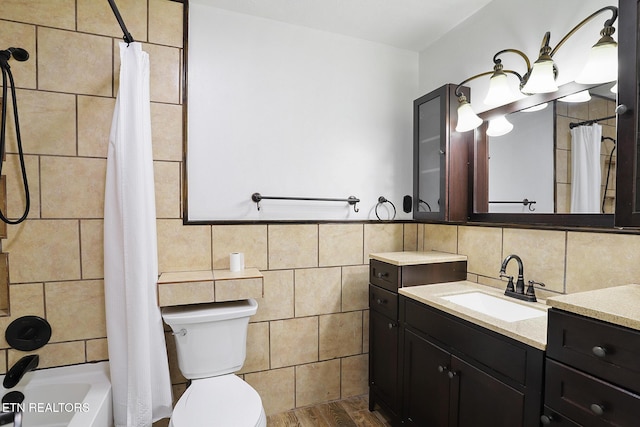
[
  {"left": 500, "top": 273, "right": 515, "bottom": 292},
  {"left": 527, "top": 280, "right": 545, "bottom": 288},
  {"left": 525, "top": 280, "right": 545, "bottom": 301}
]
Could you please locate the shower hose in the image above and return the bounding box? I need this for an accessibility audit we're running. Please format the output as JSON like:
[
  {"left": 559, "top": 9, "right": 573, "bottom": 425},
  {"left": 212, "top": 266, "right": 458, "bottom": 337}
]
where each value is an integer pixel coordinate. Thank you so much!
[{"left": 0, "top": 47, "right": 30, "bottom": 224}]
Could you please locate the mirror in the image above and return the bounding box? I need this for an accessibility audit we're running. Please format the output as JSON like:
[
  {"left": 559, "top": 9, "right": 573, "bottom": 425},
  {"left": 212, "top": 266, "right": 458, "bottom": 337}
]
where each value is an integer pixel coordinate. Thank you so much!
[
  {"left": 183, "top": 0, "right": 416, "bottom": 223},
  {"left": 471, "top": 82, "right": 617, "bottom": 227}
]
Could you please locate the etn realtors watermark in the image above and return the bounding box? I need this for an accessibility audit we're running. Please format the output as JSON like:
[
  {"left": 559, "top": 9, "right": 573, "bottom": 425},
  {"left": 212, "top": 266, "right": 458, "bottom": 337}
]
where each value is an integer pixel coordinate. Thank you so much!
[{"left": 2, "top": 402, "right": 90, "bottom": 413}]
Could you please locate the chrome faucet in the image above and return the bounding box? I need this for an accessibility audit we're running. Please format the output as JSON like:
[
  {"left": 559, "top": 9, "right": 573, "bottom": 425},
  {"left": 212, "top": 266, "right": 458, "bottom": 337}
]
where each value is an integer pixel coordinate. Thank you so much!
[
  {"left": 3, "top": 354, "right": 38, "bottom": 389},
  {"left": 499, "top": 254, "right": 539, "bottom": 302}
]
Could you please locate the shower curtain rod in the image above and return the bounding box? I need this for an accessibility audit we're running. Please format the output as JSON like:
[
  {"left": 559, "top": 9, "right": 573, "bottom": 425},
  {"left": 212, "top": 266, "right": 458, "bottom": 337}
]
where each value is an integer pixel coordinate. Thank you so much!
[
  {"left": 569, "top": 114, "right": 616, "bottom": 129},
  {"left": 107, "top": 0, "right": 135, "bottom": 44}
]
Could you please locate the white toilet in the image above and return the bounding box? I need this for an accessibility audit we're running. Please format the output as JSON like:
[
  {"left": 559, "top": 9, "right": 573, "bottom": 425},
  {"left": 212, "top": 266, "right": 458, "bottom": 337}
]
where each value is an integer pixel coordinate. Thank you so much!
[{"left": 162, "top": 299, "right": 266, "bottom": 427}]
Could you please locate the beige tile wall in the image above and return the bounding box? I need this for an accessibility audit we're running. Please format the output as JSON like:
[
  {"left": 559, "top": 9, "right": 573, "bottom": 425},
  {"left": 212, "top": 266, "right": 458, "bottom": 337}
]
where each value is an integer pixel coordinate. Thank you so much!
[
  {"left": 423, "top": 223, "right": 640, "bottom": 297},
  {"left": 1, "top": 1, "right": 640, "bottom": 425}
]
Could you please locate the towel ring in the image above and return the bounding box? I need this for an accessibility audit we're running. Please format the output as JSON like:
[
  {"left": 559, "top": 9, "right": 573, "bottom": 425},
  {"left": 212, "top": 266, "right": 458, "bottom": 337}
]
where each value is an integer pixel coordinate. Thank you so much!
[{"left": 375, "top": 196, "right": 396, "bottom": 220}]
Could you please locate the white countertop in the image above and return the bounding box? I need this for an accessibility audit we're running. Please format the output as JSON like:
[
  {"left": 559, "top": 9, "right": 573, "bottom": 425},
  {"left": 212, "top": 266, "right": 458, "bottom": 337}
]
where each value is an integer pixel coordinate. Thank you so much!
[
  {"left": 370, "top": 250, "right": 467, "bottom": 266},
  {"left": 399, "top": 281, "right": 549, "bottom": 350}
]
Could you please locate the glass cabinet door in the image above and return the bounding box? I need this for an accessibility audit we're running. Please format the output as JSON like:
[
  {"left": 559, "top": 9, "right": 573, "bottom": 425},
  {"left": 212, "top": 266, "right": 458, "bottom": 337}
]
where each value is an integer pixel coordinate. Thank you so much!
[
  {"left": 416, "top": 94, "right": 444, "bottom": 215},
  {"left": 413, "top": 84, "right": 471, "bottom": 222}
]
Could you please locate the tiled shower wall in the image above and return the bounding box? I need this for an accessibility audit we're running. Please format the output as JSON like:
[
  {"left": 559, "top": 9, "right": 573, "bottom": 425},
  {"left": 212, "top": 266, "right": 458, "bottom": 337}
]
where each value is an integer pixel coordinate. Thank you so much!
[{"left": 1, "top": 0, "right": 640, "bottom": 423}]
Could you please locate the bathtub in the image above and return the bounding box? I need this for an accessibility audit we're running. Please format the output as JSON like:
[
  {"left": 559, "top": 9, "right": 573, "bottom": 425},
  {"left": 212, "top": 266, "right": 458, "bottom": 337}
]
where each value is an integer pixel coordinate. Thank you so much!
[{"left": 0, "top": 361, "right": 112, "bottom": 427}]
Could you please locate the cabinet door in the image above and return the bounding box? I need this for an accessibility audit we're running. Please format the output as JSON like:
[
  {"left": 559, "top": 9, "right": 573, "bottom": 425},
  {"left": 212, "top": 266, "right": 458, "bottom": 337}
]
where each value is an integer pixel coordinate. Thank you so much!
[
  {"left": 615, "top": 0, "right": 640, "bottom": 227},
  {"left": 414, "top": 87, "right": 446, "bottom": 218},
  {"left": 402, "top": 329, "right": 451, "bottom": 426},
  {"left": 369, "top": 309, "right": 399, "bottom": 414},
  {"left": 413, "top": 84, "right": 470, "bottom": 222},
  {"left": 450, "top": 355, "right": 526, "bottom": 427}
]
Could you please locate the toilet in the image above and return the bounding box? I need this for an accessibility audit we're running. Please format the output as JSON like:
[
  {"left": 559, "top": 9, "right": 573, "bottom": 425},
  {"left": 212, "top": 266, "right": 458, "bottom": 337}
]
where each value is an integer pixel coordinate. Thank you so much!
[{"left": 162, "top": 299, "right": 266, "bottom": 427}]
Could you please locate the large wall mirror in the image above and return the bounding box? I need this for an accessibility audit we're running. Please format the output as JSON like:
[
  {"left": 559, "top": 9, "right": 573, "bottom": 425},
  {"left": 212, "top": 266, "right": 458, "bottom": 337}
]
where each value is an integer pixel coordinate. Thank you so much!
[
  {"left": 182, "top": 0, "right": 416, "bottom": 223},
  {"left": 470, "top": 82, "right": 617, "bottom": 227}
]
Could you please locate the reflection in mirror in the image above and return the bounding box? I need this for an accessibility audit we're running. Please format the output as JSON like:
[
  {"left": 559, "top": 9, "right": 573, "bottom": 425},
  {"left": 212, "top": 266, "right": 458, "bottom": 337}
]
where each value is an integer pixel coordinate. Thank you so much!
[
  {"left": 487, "top": 106, "right": 554, "bottom": 213},
  {"left": 478, "top": 82, "right": 617, "bottom": 215}
]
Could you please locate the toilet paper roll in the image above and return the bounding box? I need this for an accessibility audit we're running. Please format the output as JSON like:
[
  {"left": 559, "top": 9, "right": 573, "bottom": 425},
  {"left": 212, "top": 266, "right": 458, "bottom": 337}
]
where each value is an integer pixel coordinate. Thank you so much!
[{"left": 230, "top": 252, "right": 245, "bottom": 272}]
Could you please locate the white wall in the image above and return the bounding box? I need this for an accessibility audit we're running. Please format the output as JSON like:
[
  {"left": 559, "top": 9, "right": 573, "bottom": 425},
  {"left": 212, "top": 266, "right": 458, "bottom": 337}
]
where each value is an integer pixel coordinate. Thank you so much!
[
  {"left": 418, "top": 0, "right": 616, "bottom": 112},
  {"left": 187, "top": 3, "right": 419, "bottom": 221}
]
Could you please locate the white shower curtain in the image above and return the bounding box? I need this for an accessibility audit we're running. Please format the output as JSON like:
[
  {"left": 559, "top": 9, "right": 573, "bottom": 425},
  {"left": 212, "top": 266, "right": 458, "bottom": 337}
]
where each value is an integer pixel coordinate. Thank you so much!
[
  {"left": 104, "top": 42, "right": 173, "bottom": 427},
  {"left": 570, "top": 124, "right": 602, "bottom": 213}
]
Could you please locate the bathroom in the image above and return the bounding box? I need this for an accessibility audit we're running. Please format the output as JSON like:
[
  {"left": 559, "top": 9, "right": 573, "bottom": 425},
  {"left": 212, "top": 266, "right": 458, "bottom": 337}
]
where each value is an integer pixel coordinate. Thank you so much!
[{"left": 0, "top": 0, "right": 638, "bottom": 426}]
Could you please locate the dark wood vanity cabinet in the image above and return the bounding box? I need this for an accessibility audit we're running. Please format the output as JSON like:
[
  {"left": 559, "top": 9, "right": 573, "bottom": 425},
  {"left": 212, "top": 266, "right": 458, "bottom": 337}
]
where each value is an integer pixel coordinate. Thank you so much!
[
  {"left": 413, "top": 84, "right": 472, "bottom": 222},
  {"left": 401, "top": 296, "right": 544, "bottom": 427},
  {"left": 543, "top": 309, "right": 640, "bottom": 426},
  {"left": 368, "top": 258, "right": 466, "bottom": 423}
]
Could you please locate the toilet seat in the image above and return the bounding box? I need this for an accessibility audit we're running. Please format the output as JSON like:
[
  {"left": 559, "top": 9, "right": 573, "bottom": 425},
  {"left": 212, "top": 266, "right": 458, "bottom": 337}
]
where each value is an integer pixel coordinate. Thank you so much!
[{"left": 170, "top": 374, "right": 266, "bottom": 427}]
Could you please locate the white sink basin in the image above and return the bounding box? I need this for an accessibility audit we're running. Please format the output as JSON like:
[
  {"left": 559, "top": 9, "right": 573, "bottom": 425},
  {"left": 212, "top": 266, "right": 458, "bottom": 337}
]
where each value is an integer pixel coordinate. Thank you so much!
[{"left": 441, "top": 291, "right": 546, "bottom": 322}]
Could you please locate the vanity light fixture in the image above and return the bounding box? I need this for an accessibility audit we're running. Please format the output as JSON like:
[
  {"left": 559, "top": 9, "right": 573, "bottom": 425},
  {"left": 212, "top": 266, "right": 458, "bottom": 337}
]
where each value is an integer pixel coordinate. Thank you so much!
[
  {"left": 486, "top": 115, "right": 514, "bottom": 137},
  {"left": 454, "top": 94, "right": 483, "bottom": 132},
  {"left": 483, "top": 63, "right": 517, "bottom": 106},
  {"left": 454, "top": 5, "right": 618, "bottom": 133}
]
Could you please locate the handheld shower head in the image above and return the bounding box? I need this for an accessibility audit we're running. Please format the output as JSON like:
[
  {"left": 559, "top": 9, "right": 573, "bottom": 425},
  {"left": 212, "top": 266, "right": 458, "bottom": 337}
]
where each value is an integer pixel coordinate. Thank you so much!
[
  {"left": 0, "top": 47, "right": 29, "bottom": 65},
  {"left": 7, "top": 47, "right": 29, "bottom": 62}
]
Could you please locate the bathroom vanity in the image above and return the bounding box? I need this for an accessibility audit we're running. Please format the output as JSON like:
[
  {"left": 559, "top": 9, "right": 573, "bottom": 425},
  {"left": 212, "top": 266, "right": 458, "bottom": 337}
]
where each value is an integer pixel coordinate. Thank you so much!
[
  {"left": 368, "top": 251, "right": 467, "bottom": 423},
  {"left": 543, "top": 285, "right": 640, "bottom": 426},
  {"left": 399, "top": 282, "right": 547, "bottom": 427}
]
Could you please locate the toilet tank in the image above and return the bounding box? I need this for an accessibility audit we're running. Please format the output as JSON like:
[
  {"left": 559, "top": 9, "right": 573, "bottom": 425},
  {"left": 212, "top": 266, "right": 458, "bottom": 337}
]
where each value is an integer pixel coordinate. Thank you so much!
[{"left": 162, "top": 299, "right": 258, "bottom": 379}]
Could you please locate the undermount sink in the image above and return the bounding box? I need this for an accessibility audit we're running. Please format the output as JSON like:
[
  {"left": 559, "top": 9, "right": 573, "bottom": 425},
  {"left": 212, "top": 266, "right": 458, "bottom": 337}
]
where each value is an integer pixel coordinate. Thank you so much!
[{"left": 441, "top": 291, "right": 546, "bottom": 322}]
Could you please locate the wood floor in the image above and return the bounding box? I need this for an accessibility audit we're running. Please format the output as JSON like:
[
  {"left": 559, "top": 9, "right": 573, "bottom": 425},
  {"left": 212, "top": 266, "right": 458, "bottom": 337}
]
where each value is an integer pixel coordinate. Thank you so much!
[{"left": 266, "top": 395, "right": 393, "bottom": 427}]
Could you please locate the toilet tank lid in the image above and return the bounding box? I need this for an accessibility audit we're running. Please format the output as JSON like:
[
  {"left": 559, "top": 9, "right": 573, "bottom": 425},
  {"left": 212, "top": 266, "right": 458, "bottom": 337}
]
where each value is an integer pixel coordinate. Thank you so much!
[{"left": 162, "top": 299, "right": 258, "bottom": 324}]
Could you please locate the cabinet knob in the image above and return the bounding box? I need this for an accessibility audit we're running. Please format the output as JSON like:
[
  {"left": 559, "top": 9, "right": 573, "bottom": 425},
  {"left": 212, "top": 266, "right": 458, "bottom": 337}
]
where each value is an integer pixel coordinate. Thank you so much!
[
  {"left": 437, "top": 365, "right": 448, "bottom": 373},
  {"left": 376, "top": 272, "right": 388, "bottom": 278},
  {"left": 376, "top": 298, "right": 387, "bottom": 305},
  {"left": 590, "top": 404, "right": 605, "bottom": 416},
  {"left": 388, "top": 322, "right": 397, "bottom": 329},
  {"left": 540, "top": 414, "right": 554, "bottom": 425},
  {"left": 592, "top": 346, "right": 607, "bottom": 358},
  {"left": 447, "top": 370, "right": 457, "bottom": 379}
]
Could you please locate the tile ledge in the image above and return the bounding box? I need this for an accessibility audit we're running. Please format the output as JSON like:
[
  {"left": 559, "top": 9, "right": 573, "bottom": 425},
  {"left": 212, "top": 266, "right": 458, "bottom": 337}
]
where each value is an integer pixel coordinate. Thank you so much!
[{"left": 158, "top": 268, "right": 263, "bottom": 284}]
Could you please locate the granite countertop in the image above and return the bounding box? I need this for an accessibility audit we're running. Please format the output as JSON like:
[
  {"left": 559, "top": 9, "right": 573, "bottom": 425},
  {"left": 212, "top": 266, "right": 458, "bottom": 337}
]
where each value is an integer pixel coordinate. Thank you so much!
[
  {"left": 546, "top": 284, "right": 640, "bottom": 331},
  {"left": 370, "top": 250, "right": 467, "bottom": 266},
  {"left": 399, "top": 281, "right": 549, "bottom": 350}
]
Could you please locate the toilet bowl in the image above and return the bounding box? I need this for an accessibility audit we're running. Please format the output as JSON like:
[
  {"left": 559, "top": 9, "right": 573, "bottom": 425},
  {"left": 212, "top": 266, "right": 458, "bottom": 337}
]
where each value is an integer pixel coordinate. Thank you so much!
[{"left": 162, "top": 299, "right": 266, "bottom": 427}]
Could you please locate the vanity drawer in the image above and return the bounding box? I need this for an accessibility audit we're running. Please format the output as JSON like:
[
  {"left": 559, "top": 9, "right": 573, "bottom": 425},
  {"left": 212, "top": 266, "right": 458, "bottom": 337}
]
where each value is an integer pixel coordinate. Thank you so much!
[
  {"left": 369, "top": 259, "right": 467, "bottom": 292},
  {"left": 547, "top": 309, "right": 640, "bottom": 392},
  {"left": 369, "top": 284, "right": 398, "bottom": 319},
  {"left": 545, "top": 359, "right": 640, "bottom": 427},
  {"left": 370, "top": 259, "right": 400, "bottom": 291}
]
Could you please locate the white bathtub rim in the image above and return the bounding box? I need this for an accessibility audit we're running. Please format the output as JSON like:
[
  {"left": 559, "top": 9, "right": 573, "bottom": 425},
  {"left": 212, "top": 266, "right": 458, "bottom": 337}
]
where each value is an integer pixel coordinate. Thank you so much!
[{"left": 0, "top": 361, "right": 112, "bottom": 427}]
